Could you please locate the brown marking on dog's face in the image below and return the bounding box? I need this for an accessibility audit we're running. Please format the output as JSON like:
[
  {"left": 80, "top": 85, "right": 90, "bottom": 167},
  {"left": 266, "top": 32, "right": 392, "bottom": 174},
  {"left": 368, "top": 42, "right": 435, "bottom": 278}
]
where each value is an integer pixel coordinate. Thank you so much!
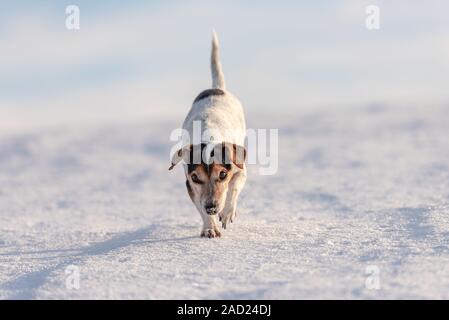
[
  {"left": 187, "top": 162, "right": 233, "bottom": 215},
  {"left": 171, "top": 142, "right": 246, "bottom": 215}
]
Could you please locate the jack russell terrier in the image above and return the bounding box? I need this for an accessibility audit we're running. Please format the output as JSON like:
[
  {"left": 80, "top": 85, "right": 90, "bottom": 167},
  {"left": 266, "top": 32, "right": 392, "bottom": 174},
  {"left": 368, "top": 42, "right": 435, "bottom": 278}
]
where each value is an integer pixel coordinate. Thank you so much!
[{"left": 169, "top": 32, "right": 247, "bottom": 238}]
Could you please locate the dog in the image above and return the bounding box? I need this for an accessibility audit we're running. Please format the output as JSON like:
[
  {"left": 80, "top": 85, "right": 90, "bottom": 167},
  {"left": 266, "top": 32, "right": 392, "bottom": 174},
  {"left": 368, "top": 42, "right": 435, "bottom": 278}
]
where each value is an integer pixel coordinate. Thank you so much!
[{"left": 169, "top": 32, "right": 247, "bottom": 238}]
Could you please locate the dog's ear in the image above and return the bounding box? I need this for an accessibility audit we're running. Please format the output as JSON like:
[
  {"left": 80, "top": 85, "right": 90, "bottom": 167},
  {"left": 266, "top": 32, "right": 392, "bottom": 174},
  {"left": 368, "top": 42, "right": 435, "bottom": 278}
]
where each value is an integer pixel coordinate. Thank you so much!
[
  {"left": 169, "top": 145, "right": 192, "bottom": 170},
  {"left": 221, "top": 143, "right": 246, "bottom": 170}
]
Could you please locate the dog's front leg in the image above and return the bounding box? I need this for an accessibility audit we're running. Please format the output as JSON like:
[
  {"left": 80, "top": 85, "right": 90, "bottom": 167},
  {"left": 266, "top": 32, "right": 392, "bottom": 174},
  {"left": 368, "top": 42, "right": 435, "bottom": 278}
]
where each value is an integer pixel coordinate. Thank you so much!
[
  {"left": 220, "top": 169, "right": 247, "bottom": 229},
  {"left": 200, "top": 213, "right": 221, "bottom": 238}
]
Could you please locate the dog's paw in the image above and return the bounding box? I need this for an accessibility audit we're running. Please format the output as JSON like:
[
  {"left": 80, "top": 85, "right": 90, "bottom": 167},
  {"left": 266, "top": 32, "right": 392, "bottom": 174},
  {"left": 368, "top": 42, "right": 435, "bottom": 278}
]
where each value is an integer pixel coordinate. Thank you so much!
[
  {"left": 220, "top": 211, "right": 236, "bottom": 229},
  {"left": 201, "top": 228, "right": 222, "bottom": 238}
]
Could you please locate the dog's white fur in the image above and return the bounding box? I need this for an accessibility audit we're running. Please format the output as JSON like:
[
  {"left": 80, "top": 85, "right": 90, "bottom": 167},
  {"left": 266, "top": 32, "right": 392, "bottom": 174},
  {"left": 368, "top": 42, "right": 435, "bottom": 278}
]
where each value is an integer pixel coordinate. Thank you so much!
[
  {"left": 182, "top": 32, "right": 246, "bottom": 146},
  {"left": 173, "top": 32, "right": 247, "bottom": 237}
]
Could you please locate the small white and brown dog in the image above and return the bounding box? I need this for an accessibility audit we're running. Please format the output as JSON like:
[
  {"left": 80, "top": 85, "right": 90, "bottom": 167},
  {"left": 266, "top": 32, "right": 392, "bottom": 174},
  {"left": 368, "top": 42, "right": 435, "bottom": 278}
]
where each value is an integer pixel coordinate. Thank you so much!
[{"left": 169, "top": 32, "right": 247, "bottom": 238}]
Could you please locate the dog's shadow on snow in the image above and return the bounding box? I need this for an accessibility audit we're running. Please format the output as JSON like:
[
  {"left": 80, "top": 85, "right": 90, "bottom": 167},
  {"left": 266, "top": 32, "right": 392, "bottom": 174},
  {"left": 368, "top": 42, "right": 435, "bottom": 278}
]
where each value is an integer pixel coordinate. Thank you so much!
[
  {"left": 0, "top": 225, "right": 196, "bottom": 299},
  {"left": 1, "top": 225, "right": 197, "bottom": 259},
  {"left": 77, "top": 225, "right": 198, "bottom": 257}
]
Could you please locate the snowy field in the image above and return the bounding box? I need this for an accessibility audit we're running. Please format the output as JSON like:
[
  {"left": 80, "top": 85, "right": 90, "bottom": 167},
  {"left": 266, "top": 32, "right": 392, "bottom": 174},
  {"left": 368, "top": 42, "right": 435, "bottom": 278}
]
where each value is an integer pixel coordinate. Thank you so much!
[{"left": 1, "top": 103, "right": 449, "bottom": 300}]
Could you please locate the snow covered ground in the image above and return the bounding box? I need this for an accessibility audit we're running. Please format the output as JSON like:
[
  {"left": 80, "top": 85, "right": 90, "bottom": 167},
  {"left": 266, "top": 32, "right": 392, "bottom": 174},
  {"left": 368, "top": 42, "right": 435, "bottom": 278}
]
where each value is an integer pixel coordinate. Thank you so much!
[{"left": 1, "top": 103, "right": 449, "bottom": 299}]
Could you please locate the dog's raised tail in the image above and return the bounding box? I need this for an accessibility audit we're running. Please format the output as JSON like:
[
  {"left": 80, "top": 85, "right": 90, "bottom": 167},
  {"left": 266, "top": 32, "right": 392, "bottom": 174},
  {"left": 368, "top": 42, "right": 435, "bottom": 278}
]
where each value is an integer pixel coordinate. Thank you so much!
[{"left": 211, "top": 31, "right": 226, "bottom": 90}]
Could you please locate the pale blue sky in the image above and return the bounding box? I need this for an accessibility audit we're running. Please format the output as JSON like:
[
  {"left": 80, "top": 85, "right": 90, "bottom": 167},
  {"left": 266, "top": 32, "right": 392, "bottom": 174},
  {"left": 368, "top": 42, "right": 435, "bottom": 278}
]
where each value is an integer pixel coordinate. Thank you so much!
[{"left": 1, "top": 1, "right": 448, "bottom": 132}]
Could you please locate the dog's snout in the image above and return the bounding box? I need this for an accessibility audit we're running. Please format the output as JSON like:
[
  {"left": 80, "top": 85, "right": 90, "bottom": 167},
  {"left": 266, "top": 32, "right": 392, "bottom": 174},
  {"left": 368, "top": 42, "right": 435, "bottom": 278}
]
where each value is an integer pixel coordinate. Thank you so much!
[{"left": 205, "top": 202, "right": 218, "bottom": 215}]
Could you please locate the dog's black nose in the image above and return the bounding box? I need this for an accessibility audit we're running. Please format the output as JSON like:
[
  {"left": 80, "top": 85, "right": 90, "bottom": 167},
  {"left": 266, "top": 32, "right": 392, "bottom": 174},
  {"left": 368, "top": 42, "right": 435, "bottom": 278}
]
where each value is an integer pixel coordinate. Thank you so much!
[{"left": 205, "top": 203, "right": 217, "bottom": 215}]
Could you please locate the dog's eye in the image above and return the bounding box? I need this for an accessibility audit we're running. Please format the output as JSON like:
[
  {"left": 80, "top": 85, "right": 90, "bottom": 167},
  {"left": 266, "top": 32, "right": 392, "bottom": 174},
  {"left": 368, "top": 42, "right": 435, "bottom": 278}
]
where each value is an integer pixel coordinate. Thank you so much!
[
  {"left": 191, "top": 174, "right": 201, "bottom": 184},
  {"left": 219, "top": 171, "right": 227, "bottom": 180}
]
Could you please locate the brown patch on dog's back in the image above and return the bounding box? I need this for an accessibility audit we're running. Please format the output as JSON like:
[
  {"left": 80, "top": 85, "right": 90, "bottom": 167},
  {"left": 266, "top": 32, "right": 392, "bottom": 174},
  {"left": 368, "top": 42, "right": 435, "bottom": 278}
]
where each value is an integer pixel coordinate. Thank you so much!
[{"left": 193, "top": 88, "right": 225, "bottom": 104}]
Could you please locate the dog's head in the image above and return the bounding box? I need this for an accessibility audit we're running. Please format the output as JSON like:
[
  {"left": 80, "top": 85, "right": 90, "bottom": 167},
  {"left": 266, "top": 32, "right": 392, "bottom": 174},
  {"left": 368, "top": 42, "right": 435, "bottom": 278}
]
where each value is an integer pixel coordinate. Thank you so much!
[{"left": 169, "top": 142, "right": 246, "bottom": 215}]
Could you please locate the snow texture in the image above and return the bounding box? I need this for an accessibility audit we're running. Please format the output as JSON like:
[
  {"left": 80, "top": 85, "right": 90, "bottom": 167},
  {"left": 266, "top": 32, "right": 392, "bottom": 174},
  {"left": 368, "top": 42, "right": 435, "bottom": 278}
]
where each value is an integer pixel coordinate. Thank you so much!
[{"left": 1, "top": 104, "right": 449, "bottom": 299}]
